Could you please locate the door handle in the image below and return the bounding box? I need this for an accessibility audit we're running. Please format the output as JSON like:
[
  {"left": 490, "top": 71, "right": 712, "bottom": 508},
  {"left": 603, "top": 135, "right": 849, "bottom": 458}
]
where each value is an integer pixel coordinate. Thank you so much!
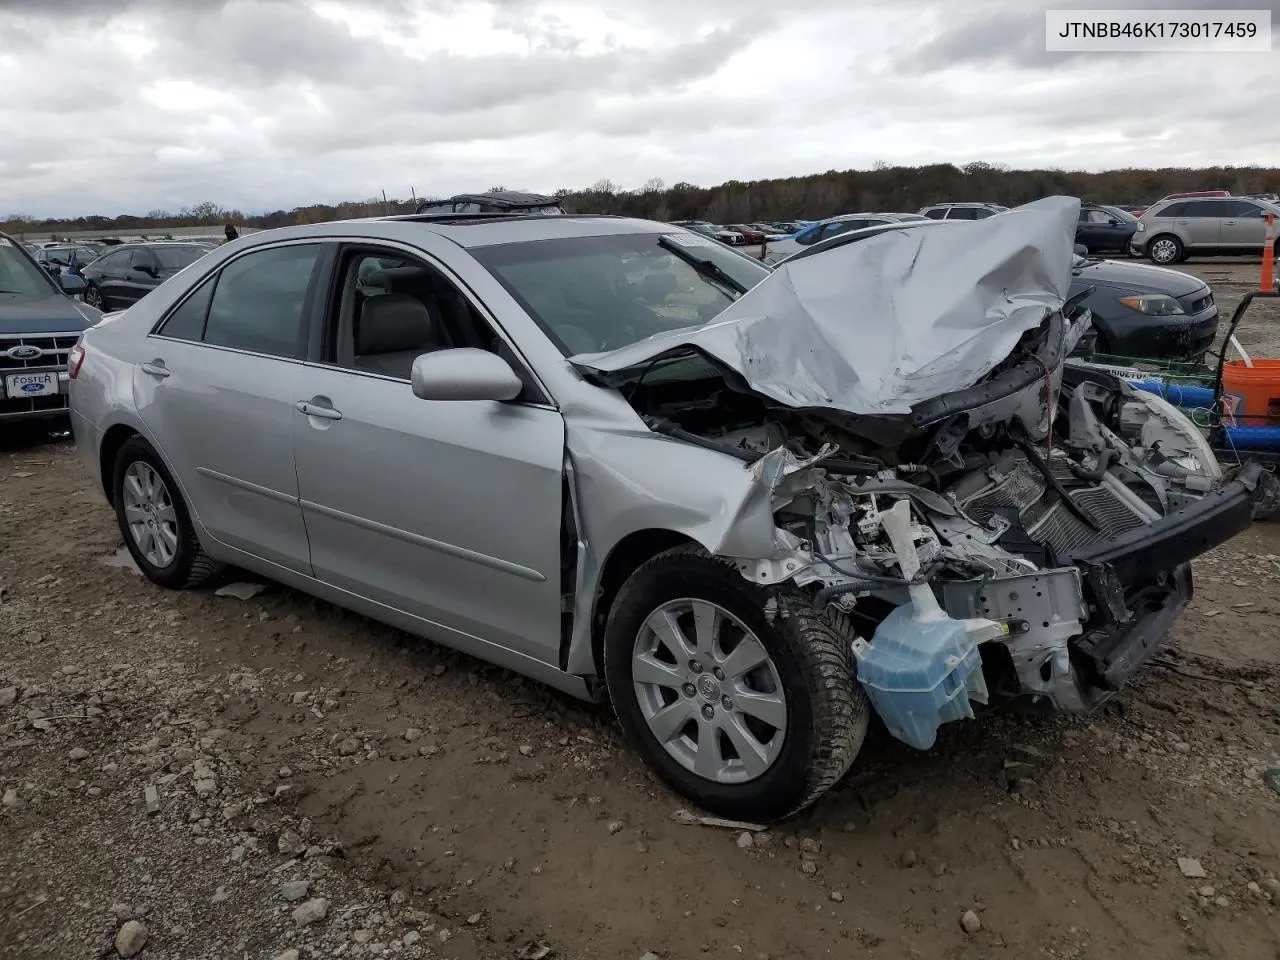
[
  {"left": 296, "top": 399, "right": 343, "bottom": 421},
  {"left": 140, "top": 360, "right": 170, "bottom": 379}
]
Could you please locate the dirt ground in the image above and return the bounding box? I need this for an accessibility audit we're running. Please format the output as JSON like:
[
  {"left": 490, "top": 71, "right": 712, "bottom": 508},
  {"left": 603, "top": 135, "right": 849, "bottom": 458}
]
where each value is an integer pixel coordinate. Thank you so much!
[{"left": 3, "top": 257, "right": 1280, "bottom": 960}]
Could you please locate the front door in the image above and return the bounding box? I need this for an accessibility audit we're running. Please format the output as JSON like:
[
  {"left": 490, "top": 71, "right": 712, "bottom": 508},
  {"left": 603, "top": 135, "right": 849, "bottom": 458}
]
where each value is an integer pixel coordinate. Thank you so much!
[
  {"left": 135, "top": 242, "right": 325, "bottom": 573},
  {"left": 292, "top": 244, "right": 566, "bottom": 666}
]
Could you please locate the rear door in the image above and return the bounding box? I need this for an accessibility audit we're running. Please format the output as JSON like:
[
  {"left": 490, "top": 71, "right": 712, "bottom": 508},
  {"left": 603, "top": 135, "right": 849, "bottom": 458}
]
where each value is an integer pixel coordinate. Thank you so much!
[
  {"left": 1219, "top": 199, "right": 1269, "bottom": 249},
  {"left": 136, "top": 241, "right": 325, "bottom": 573},
  {"left": 122, "top": 248, "right": 162, "bottom": 306},
  {"left": 92, "top": 250, "right": 132, "bottom": 308}
]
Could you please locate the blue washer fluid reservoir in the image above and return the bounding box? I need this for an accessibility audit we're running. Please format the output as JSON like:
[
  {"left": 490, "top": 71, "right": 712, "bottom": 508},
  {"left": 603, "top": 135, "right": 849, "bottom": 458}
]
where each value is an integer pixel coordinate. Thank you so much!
[{"left": 849, "top": 500, "right": 1008, "bottom": 750}]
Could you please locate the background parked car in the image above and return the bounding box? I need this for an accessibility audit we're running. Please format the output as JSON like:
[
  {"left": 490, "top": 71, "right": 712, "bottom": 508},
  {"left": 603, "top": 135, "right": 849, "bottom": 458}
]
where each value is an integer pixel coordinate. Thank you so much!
[
  {"left": 78, "top": 242, "right": 210, "bottom": 311},
  {"left": 763, "top": 212, "right": 928, "bottom": 263},
  {"left": 918, "top": 202, "right": 1008, "bottom": 220},
  {"left": 1129, "top": 195, "right": 1280, "bottom": 265},
  {"left": 0, "top": 231, "right": 102, "bottom": 438},
  {"left": 726, "top": 224, "right": 766, "bottom": 245},
  {"left": 1069, "top": 252, "right": 1217, "bottom": 361},
  {"left": 671, "top": 221, "right": 746, "bottom": 245},
  {"left": 1075, "top": 203, "right": 1138, "bottom": 255},
  {"left": 33, "top": 244, "right": 104, "bottom": 275}
]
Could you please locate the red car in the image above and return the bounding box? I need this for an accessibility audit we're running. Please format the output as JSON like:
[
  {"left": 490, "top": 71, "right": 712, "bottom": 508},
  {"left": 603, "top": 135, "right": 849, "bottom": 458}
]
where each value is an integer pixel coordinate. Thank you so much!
[{"left": 727, "top": 224, "right": 766, "bottom": 244}]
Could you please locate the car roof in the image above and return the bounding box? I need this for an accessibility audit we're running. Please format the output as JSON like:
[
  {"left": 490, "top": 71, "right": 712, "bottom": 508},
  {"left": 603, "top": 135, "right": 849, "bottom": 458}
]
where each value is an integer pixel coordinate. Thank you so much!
[
  {"left": 225, "top": 213, "right": 683, "bottom": 250},
  {"left": 95, "top": 241, "right": 211, "bottom": 252}
]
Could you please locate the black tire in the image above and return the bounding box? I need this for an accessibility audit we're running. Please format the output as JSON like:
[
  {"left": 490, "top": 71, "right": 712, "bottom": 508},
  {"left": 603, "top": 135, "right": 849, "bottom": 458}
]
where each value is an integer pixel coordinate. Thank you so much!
[
  {"left": 603, "top": 547, "right": 869, "bottom": 822},
  {"left": 1252, "top": 468, "right": 1280, "bottom": 522},
  {"left": 111, "top": 435, "right": 219, "bottom": 589},
  {"left": 1147, "top": 234, "right": 1183, "bottom": 265},
  {"left": 83, "top": 283, "right": 104, "bottom": 310}
]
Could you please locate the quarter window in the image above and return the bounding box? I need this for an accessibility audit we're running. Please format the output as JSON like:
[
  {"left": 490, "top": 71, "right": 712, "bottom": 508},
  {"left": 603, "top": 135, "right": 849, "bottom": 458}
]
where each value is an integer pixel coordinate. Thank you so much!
[
  {"left": 157, "top": 275, "right": 216, "bottom": 342},
  {"left": 202, "top": 244, "right": 321, "bottom": 357}
]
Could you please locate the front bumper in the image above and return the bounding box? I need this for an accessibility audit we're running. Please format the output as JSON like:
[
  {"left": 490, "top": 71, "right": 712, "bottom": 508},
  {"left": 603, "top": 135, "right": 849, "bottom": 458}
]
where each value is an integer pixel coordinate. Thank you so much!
[
  {"left": 1110, "top": 306, "right": 1219, "bottom": 360},
  {"left": 0, "top": 368, "right": 71, "bottom": 424},
  {"left": 946, "top": 461, "right": 1262, "bottom": 711}
]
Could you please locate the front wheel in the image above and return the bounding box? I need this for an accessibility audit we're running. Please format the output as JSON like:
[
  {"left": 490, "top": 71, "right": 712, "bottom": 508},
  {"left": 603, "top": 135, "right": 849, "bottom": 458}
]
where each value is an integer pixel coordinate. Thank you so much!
[
  {"left": 112, "top": 435, "right": 220, "bottom": 589},
  {"left": 603, "top": 548, "right": 869, "bottom": 821},
  {"left": 1148, "top": 234, "right": 1184, "bottom": 265},
  {"left": 83, "top": 283, "right": 104, "bottom": 310}
]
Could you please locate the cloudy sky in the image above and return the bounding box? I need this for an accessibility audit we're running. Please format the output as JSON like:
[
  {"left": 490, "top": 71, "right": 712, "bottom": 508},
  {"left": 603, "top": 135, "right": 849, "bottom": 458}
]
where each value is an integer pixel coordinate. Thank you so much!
[{"left": 1, "top": 0, "right": 1276, "bottom": 218}]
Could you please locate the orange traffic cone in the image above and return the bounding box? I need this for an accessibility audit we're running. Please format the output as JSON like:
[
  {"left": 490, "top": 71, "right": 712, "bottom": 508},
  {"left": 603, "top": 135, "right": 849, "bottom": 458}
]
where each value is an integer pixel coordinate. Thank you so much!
[{"left": 1263, "top": 210, "right": 1275, "bottom": 293}]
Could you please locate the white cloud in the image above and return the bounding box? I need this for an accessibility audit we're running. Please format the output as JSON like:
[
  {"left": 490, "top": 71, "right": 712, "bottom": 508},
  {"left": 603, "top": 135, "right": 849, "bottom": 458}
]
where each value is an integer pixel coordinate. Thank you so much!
[{"left": 0, "top": 0, "right": 1275, "bottom": 218}]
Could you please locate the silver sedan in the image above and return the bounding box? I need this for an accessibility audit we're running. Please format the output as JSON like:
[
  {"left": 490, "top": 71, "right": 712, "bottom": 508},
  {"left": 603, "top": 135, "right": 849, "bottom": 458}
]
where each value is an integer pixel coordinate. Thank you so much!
[{"left": 68, "top": 210, "right": 1260, "bottom": 821}]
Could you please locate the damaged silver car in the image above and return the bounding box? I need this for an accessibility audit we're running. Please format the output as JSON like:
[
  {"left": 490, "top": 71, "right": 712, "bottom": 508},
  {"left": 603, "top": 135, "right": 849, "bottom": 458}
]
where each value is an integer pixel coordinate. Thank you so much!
[{"left": 69, "top": 197, "right": 1263, "bottom": 822}]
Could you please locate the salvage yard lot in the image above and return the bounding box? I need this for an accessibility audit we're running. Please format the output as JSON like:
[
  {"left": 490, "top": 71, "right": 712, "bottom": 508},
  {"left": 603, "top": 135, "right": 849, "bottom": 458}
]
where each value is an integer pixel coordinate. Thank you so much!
[{"left": 2, "top": 259, "right": 1280, "bottom": 960}]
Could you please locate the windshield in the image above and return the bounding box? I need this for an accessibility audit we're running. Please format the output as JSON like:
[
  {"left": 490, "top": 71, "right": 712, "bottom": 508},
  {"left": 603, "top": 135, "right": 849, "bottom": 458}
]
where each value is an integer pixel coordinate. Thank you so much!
[
  {"left": 0, "top": 238, "right": 58, "bottom": 300},
  {"left": 1099, "top": 205, "right": 1138, "bottom": 223},
  {"left": 471, "top": 231, "right": 772, "bottom": 355}
]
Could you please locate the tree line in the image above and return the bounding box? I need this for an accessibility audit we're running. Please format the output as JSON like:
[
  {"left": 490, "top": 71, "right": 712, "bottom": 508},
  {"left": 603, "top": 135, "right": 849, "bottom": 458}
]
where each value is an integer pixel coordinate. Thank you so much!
[{"left": 6, "top": 162, "right": 1280, "bottom": 237}]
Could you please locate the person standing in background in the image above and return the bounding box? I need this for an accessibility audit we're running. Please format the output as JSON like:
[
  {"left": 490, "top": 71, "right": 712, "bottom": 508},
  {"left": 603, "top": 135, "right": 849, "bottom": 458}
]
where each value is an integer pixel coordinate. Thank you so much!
[{"left": 222, "top": 224, "right": 239, "bottom": 245}]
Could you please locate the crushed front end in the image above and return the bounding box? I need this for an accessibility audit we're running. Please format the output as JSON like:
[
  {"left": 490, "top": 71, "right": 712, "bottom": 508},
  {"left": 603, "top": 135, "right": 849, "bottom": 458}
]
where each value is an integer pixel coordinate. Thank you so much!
[
  {"left": 575, "top": 197, "right": 1263, "bottom": 749},
  {"left": 605, "top": 313, "right": 1261, "bottom": 748}
]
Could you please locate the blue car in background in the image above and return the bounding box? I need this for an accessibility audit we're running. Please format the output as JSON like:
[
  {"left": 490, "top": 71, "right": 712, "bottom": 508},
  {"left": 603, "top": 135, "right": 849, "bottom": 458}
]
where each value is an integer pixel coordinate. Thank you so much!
[{"left": 1076, "top": 203, "right": 1138, "bottom": 255}]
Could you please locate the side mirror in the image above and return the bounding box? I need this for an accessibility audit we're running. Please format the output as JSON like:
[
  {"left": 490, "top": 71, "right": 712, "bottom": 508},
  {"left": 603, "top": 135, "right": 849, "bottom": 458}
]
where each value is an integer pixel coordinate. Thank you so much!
[
  {"left": 58, "top": 272, "right": 86, "bottom": 295},
  {"left": 1073, "top": 244, "right": 1088, "bottom": 257},
  {"left": 410, "top": 348, "right": 523, "bottom": 402}
]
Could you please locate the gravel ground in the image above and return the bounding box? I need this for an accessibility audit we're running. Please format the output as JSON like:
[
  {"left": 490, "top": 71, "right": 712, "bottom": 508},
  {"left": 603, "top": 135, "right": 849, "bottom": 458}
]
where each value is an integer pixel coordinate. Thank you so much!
[{"left": 2, "top": 256, "right": 1280, "bottom": 960}]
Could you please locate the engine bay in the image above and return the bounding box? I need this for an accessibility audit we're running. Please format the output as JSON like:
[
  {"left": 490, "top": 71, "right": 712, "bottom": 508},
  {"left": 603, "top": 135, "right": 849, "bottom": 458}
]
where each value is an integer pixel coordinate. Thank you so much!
[{"left": 616, "top": 323, "right": 1231, "bottom": 717}]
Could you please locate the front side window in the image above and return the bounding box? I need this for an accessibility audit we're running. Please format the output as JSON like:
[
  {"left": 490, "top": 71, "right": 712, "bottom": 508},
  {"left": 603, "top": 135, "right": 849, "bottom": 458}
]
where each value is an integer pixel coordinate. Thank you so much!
[
  {"left": 202, "top": 244, "right": 321, "bottom": 357},
  {"left": 471, "top": 231, "right": 772, "bottom": 356},
  {"left": 921, "top": 208, "right": 945, "bottom": 220}
]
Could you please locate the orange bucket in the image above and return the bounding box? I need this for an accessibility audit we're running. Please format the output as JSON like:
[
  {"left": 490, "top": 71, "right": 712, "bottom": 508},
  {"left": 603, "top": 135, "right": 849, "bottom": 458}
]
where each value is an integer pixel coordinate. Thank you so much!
[{"left": 1223, "top": 359, "right": 1280, "bottom": 423}]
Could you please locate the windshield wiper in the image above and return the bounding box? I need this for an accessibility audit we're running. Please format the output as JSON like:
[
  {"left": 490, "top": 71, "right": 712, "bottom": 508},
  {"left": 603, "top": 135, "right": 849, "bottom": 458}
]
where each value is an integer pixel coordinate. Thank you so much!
[{"left": 657, "top": 237, "right": 748, "bottom": 295}]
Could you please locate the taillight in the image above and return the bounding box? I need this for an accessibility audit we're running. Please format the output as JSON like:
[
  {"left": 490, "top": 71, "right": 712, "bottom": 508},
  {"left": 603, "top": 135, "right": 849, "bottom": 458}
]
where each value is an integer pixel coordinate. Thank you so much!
[{"left": 68, "top": 343, "right": 86, "bottom": 379}]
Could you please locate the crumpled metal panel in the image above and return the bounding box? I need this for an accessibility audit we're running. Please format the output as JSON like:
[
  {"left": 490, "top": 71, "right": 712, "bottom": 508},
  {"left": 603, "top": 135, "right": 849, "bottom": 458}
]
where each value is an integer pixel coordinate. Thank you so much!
[{"left": 572, "top": 196, "right": 1080, "bottom": 416}]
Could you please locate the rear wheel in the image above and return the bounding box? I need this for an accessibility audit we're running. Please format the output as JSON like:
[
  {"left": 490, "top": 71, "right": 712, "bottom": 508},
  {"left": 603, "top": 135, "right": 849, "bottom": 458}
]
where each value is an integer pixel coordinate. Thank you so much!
[
  {"left": 603, "top": 547, "right": 868, "bottom": 821},
  {"left": 112, "top": 436, "right": 219, "bottom": 589},
  {"left": 1148, "top": 234, "right": 1183, "bottom": 265}
]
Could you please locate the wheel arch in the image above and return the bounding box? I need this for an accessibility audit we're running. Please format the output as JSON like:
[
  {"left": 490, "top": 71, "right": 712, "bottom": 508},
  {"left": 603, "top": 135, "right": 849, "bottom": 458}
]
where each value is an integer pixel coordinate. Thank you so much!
[
  {"left": 98, "top": 422, "right": 140, "bottom": 505},
  {"left": 582, "top": 529, "right": 701, "bottom": 681}
]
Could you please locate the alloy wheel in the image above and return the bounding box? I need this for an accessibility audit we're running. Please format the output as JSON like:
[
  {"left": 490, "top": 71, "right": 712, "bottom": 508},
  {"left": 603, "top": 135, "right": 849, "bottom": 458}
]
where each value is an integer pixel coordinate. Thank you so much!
[
  {"left": 631, "top": 598, "right": 788, "bottom": 784},
  {"left": 121, "top": 461, "right": 179, "bottom": 568}
]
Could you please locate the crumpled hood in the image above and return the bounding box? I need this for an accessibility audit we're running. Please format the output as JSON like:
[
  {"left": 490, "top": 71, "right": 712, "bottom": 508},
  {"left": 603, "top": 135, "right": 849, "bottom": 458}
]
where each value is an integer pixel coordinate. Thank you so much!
[{"left": 572, "top": 196, "right": 1080, "bottom": 416}]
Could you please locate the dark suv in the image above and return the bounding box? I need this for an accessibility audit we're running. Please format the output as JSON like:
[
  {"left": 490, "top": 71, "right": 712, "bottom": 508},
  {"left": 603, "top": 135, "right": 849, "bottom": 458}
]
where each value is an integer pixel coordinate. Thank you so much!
[{"left": 0, "top": 233, "right": 102, "bottom": 437}]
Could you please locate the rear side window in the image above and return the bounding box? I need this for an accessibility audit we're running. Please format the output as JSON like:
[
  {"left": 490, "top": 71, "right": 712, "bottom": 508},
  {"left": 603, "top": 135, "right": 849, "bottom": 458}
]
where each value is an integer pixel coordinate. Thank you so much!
[
  {"left": 130, "top": 248, "right": 160, "bottom": 270},
  {"left": 1220, "top": 200, "right": 1266, "bottom": 218},
  {"left": 154, "top": 247, "right": 204, "bottom": 270},
  {"left": 921, "top": 208, "right": 945, "bottom": 219},
  {"left": 202, "top": 244, "right": 321, "bottom": 357}
]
